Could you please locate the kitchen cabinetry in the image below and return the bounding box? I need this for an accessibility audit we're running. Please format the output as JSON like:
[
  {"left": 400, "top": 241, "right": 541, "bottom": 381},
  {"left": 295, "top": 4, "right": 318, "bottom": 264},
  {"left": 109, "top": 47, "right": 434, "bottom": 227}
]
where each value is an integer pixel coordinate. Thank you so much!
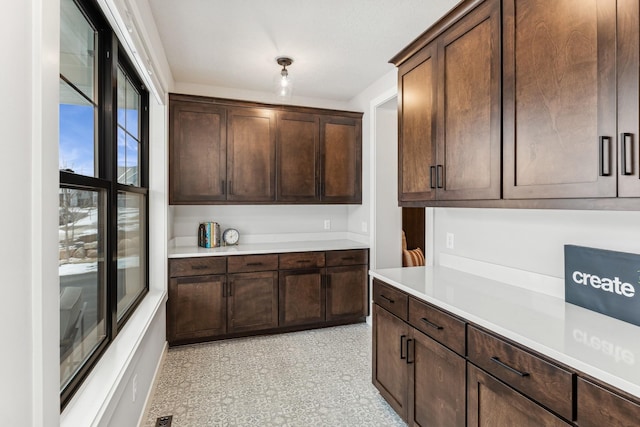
[
  {"left": 502, "top": 0, "right": 617, "bottom": 199},
  {"left": 396, "top": 0, "right": 500, "bottom": 203},
  {"left": 227, "top": 107, "right": 276, "bottom": 202},
  {"left": 276, "top": 112, "right": 319, "bottom": 202},
  {"left": 168, "top": 248, "right": 368, "bottom": 345},
  {"left": 372, "top": 280, "right": 466, "bottom": 425},
  {"left": 320, "top": 116, "right": 362, "bottom": 203},
  {"left": 169, "top": 94, "right": 362, "bottom": 205},
  {"left": 169, "top": 100, "right": 226, "bottom": 204},
  {"left": 167, "top": 257, "right": 227, "bottom": 342},
  {"left": 577, "top": 377, "right": 640, "bottom": 426}
]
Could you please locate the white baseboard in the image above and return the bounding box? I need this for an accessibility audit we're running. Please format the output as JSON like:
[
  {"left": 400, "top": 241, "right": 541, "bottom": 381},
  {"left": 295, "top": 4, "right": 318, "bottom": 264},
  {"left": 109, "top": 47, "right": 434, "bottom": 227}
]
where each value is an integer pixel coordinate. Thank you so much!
[{"left": 137, "top": 341, "right": 168, "bottom": 427}]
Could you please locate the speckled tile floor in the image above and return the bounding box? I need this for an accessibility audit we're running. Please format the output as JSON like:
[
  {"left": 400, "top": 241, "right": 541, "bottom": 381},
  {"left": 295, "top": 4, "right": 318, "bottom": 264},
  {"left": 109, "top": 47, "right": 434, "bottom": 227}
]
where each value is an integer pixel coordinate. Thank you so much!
[{"left": 143, "top": 323, "right": 406, "bottom": 427}]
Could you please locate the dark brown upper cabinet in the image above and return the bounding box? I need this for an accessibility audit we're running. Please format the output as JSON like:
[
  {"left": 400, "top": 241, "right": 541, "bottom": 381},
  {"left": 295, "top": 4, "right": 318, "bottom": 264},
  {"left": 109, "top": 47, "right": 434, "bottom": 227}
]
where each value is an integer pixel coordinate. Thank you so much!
[
  {"left": 227, "top": 107, "right": 276, "bottom": 202},
  {"left": 320, "top": 115, "right": 362, "bottom": 203},
  {"left": 276, "top": 112, "right": 320, "bottom": 202},
  {"left": 395, "top": 0, "right": 501, "bottom": 204},
  {"left": 502, "top": 0, "right": 617, "bottom": 199},
  {"left": 617, "top": 0, "right": 640, "bottom": 198},
  {"left": 169, "top": 94, "right": 362, "bottom": 205},
  {"left": 169, "top": 100, "right": 227, "bottom": 204}
]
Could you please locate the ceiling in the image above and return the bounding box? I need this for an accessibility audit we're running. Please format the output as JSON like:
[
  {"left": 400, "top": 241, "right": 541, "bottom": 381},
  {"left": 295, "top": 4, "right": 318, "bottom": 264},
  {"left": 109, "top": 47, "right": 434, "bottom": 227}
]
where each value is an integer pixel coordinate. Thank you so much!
[{"left": 147, "top": 0, "right": 460, "bottom": 102}]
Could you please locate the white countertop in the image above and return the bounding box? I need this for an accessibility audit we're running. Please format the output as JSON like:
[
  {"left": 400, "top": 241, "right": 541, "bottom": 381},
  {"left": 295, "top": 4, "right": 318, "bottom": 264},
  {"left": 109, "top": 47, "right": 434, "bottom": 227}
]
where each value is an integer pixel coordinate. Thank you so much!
[
  {"left": 370, "top": 266, "right": 640, "bottom": 399},
  {"left": 169, "top": 239, "right": 368, "bottom": 258}
]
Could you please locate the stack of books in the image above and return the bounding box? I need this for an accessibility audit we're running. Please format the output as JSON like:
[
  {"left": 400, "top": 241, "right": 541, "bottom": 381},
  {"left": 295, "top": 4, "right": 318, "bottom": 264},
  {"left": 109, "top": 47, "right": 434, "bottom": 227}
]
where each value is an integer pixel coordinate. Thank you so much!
[{"left": 198, "top": 222, "right": 220, "bottom": 248}]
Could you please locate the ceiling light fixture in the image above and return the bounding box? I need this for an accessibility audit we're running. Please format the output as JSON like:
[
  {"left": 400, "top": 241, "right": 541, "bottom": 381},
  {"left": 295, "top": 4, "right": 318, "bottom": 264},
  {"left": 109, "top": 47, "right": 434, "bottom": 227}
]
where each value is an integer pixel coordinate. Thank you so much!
[{"left": 276, "top": 57, "right": 293, "bottom": 98}]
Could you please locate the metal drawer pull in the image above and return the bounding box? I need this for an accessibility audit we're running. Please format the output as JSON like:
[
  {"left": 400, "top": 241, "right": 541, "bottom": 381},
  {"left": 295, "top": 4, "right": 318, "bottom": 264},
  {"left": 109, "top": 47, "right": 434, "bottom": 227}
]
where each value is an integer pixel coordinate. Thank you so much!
[
  {"left": 341, "top": 256, "right": 355, "bottom": 261},
  {"left": 296, "top": 259, "right": 311, "bottom": 263},
  {"left": 621, "top": 133, "right": 634, "bottom": 175},
  {"left": 420, "top": 317, "right": 443, "bottom": 330},
  {"left": 406, "top": 339, "right": 414, "bottom": 364},
  {"left": 246, "top": 262, "right": 263, "bottom": 266},
  {"left": 191, "top": 265, "right": 208, "bottom": 270},
  {"left": 600, "top": 136, "right": 612, "bottom": 176},
  {"left": 400, "top": 335, "right": 407, "bottom": 359},
  {"left": 491, "top": 356, "right": 529, "bottom": 377},
  {"left": 380, "top": 294, "right": 395, "bottom": 304}
]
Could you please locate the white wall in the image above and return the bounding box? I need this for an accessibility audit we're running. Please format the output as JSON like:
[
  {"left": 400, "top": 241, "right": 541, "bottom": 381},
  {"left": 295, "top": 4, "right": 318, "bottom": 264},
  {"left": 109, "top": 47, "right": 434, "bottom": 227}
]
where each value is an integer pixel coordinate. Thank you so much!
[
  {"left": 0, "top": 0, "right": 60, "bottom": 425},
  {"left": 172, "top": 205, "right": 349, "bottom": 241},
  {"left": 433, "top": 208, "right": 640, "bottom": 293},
  {"left": 373, "top": 102, "right": 401, "bottom": 269}
]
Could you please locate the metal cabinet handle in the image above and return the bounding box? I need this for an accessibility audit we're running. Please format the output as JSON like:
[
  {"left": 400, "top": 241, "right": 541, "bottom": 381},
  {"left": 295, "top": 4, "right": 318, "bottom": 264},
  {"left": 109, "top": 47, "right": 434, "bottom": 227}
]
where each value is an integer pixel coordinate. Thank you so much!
[
  {"left": 406, "top": 339, "right": 414, "bottom": 364},
  {"left": 400, "top": 335, "right": 407, "bottom": 360},
  {"left": 429, "top": 166, "right": 436, "bottom": 189},
  {"left": 600, "top": 136, "right": 612, "bottom": 176},
  {"left": 621, "top": 133, "right": 634, "bottom": 176},
  {"left": 491, "top": 356, "right": 529, "bottom": 377},
  {"left": 436, "top": 165, "right": 444, "bottom": 188},
  {"left": 420, "top": 317, "right": 443, "bottom": 330},
  {"left": 246, "top": 262, "right": 263, "bottom": 266},
  {"left": 297, "top": 259, "right": 311, "bottom": 263},
  {"left": 380, "top": 294, "right": 395, "bottom": 304},
  {"left": 191, "top": 265, "right": 208, "bottom": 270},
  {"left": 221, "top": 179, "right": 226, "bottom": 195}
]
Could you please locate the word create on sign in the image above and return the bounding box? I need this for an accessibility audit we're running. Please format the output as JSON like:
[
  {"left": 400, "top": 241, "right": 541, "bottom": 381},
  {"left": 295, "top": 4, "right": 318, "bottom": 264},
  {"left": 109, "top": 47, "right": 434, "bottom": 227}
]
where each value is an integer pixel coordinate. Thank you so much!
[{"left": 571, "top": 271, "right": 636, "bottom": 298}]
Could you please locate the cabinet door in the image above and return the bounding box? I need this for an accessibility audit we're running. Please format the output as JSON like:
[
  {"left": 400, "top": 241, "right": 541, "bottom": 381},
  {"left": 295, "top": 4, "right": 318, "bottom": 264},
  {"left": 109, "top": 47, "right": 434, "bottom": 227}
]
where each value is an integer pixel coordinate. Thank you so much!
[
  {"left": 227, "top": 271, "right": 278, "bottom": 333},
  {"left": 577, "top": 378, "right": 640, "bottom": 427},
  {"left": 467, "top": 364, "right": 571, "bottom": 427},
  {"left": 167, "top": 274, "right": 226, "bottom": 343},
  {"left": 276, "top": 112, "right": 320, "bottom": 202},
  {"left": 325, "top": 264, "right": 367, "bottom": 321},
  {"left": 372, "top": 304, "right": 410, "bottom": 420},
  {"left": 320, "top": 115, "right": 362, "bottom": 203},
  {"left": 436, "top": 0, "right": 501, "bottom": 200},
  {"left": 169, "top": 101, "right": 226, "bottom": 204},
  {"left": 398, "top": 42, "right": 437, "bottom": 203},
  {"left": 503, "top": 0, "right": 617, "bottom": 199},
  {"left": 408, "top": 329, "right": 465, "bottom": 427},
  {"left": 617, "top": 0, "right": 640, "bottom": 197},
  {"left": 227, "top": 108, "right": 276, "bottom": 202},
  {"left": 279, "top": 268, "right": 325, "bottom": 326}
]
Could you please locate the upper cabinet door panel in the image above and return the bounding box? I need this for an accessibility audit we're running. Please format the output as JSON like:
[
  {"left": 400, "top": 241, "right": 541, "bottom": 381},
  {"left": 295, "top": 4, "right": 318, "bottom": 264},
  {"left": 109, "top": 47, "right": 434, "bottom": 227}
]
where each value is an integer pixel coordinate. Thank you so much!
[
  {"left": 169, "top": 101, "right": 227, "bottom": 203},
  {"left": 277, "top": 112, "right": 320, "bottom": 202},
  {"left": 398, "top": 44, "right": 438, "bottom": 202},
  {"left": 320, "top": 116, "right": 362, "bottom": 203},
  {"left": 617, "top": 0, "right": 640, "bottom": 197},
  {"left": 227, "top": 108, "right": 276, "bottom": 202},
  {"left": 437, "top": 0, "right": 501, "bottom": 200},
  {"left": 503, "top": 0, "right": 617, "bottom": 199}
]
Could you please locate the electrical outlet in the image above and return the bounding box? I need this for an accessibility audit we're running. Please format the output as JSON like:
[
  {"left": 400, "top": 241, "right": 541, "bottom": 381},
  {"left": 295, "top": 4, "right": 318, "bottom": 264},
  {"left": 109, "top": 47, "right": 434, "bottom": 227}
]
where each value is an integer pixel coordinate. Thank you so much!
[
  {"left": 324, "top": 219, "right": 331, "bottom": 230},
  {"left": 361, "top": 221, "right": 368, "bottom": 233},
  {"left": 132, "top": 374, "right": 137, "bottom": 402},
  {"left": 446, "top": 232, "right": 455, "bottom": 249}
]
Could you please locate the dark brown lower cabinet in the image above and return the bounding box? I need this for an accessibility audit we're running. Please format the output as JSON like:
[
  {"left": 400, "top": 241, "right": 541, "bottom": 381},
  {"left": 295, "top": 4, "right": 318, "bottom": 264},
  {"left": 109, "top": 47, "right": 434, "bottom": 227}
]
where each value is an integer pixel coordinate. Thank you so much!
[
  {"left": 577, "top": 377, "right": 640, "bottom": 427},
  {"left": 326, "top": 264, "right": 368, "bottom": 321},
  {"left": 467, "top": 363, "right": 570, "bottom": 427},
  {"left": 167, "top": 274, "right": 227, "bottom": 342},
  {"left": 279, "top": 268, "right": 325, "bottom": 327},
  {"left": 227, "top": 271, "right": 278, "bottom": 333},
  {"left": 373, "top": 303, "right": 466, "bottom": 425}
]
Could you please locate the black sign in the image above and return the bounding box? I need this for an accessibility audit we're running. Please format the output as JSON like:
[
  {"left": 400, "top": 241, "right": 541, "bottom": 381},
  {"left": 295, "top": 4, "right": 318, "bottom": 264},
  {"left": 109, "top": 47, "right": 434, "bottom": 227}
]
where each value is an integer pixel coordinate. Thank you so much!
[{"left": 565, "top": 245, "right": 640, "bottom": 327}]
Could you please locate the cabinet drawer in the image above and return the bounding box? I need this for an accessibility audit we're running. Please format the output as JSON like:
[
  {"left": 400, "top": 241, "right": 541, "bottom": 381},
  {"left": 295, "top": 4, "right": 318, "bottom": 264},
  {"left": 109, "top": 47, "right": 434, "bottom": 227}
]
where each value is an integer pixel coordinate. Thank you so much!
[
  {"left": 279, "top": 252, "right": 325, "bottom": 269},
  {"left": 373, "top": 279, "right": 408, "bottom": 321},
  {"left": 577, "top": 378, "right": 640, "bottom": 427},
  {"left": 326, "top": 249, "right": 368, "bottom": 266},
  {"left": 467, "top": 326, "right": 574, "bottom": 420},
  {"left": 169, "top": 257, "right": 227, "bottom": 277},
  {"left": 408, "top": 297, "right": 465, "bottom": 356},
  {"left": 227, "top": 254, "right": 279, "bottom": 273}
]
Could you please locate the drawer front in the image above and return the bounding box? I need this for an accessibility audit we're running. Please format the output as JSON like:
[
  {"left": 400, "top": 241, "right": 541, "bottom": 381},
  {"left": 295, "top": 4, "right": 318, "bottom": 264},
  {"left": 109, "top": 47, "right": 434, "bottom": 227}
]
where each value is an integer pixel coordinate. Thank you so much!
[
  {"left": 279, "top": 251, "right": 325, "bottom": 269},
  {"left": 467, "top": 326, "right": 574, "bottom": 420},
  {"left": 408, "top": 297, "right": 465, "bottom": 356},
  {"left": 577, "top": 378, "right": 640, "bottom": 427},
  {"left": 227, "top": 254, "right": 279, "bottom": 273},
  {"left": 373, "top": 279, "right": 408, "bottom": 321},
  {"left": 326, "top": 249, "right": 368, "bottom": 266},
  {"left": 169, "top": 257, "right": 227, "bottom": 277}
]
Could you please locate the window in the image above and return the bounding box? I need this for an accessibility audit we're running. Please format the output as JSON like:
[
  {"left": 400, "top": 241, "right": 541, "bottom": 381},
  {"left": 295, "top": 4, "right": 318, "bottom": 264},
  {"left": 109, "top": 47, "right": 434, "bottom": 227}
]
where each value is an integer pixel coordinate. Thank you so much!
[{"left": 59, "top": 0, "right": 149, "bottom": 407}]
